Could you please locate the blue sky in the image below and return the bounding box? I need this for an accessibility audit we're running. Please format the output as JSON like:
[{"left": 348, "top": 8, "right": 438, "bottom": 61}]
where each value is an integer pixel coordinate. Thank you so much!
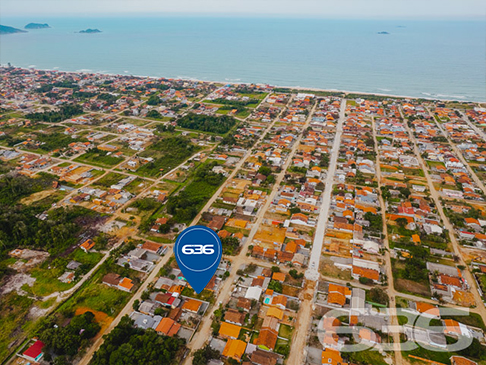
[{"left": 2, "top": 0, "right": 485, "bottom": 18}]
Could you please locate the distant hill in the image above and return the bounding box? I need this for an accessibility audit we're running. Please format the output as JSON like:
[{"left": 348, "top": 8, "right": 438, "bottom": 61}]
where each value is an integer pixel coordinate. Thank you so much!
[
  {"left": 377, "top": 31, "right": 390, "bottom": 35},
  {"left": 25, "top": 23, "right": 50, "bottom": 29},
  {"left": 78, "top": 28, "right": 102, "bottom": 34},
  {"left": 0, "top": 25, "right": 27, "bottom": 34}
]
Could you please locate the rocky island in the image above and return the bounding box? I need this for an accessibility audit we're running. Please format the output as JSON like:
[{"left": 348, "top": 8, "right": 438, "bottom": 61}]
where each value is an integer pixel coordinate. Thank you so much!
[
  {"left": 25, "top": 23, "right": 50, "bottom": 29},
  {"left": 0, "top": 25, "right": 27, "bottom": 34},
  {"left": 78, "top": 28, "right": 102, "bottom": 34}
]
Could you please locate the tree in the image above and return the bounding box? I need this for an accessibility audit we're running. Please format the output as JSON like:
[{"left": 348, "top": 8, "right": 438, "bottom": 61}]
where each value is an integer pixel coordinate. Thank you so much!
[
  {"left": 132, "top": 299, "right": 140, "bottom": 311},
  {"left": 398, "top": 187, "right": 411, "bottom": 199},
  {"left": 258, "top": 166, "right": 272, "bottom": 176},
  {"left": 364, "top": 212, "right": 383, "bottom": 232},
  {"left": 54, "top": 356, "right": 70, "bottom": 365},
  {"left": 146, "top": 95, "right": 161, "bottom": 105},
  {"left": 289, "top": 206, "right": 301, "bottom": 215},
  {"left": 268, "top": 280, "right": 283, "bottom": 293},
  {"left": 367, "top": 287, "right": 389, "bottom": 305},
  {"left": 177, "top": 113, "right": 237, "bottom": 134},
  {"left": 193, "top": 345, "right": 221, "bottom": 365},
  {"left": 266, "top": 174, "right": 276, "bottom": 185},
  {"left": 221, "top": 236, "right": 240, "bottom": 255},
  {"left": 395, "top": 218, "right": 409, "bottom": 228},
  {"left": 289, "top": 269, "right": 303, "bottom": 280},
  {"left": 146, "top": 110, "right": 162, "bottom": 119},
  {"left": 91, "top": 316, "right": 184, "bottom": 365},
  {"left": 40, "top": 312, "right": 101, "bottom": 357},
  {"left": 359, "top": 277, "right": 373, "bottom": 285}
]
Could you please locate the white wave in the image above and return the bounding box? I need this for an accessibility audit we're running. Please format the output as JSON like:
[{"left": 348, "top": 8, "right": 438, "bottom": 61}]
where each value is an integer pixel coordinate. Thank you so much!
[
  {"left": 377, "top": 88, "right": 391, "bottom": 92},
  {"left": 436, "top": 94, "right": 466, "bottom": 99},
  {"left": 28, "top": 65, "right": 36, "bottom": 68},
  {"left": 76, "top": 69, "right": 92, "bottom": 72}
]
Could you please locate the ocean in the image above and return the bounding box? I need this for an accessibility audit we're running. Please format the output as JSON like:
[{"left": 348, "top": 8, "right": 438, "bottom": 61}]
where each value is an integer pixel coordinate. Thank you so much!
[{"left": 0, "top": 16, "right": 485, "bottom": 101}]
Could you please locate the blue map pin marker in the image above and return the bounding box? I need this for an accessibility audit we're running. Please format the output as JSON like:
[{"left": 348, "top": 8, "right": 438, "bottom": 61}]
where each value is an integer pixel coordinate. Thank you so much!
[{"left": 175, "top": 225, "right": 222, "bottom": 294}]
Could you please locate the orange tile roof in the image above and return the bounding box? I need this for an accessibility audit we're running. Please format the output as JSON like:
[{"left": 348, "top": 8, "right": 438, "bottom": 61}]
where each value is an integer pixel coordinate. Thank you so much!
[
  {"left": 443, "top": 319, "right": 461, "bottom": 334},
  {"left": 415, "top": 302, "right": 439, "bottom": 317},
  {"left": 219, "top": 322, "right": 241, "bottom": 339},
  {"left": 218, "top": 230, "right": 231, "bottom": 239},
  {"left": 80, "top": 239, "right": 95, "bottom": 251},
  {"left": 450, "top": 356, "right": 478, "bottom": 365},
  {"left": 118, "top": 277, "right": 134, "bottom": 291},
  {"left": 327, "top": 284, "right": 351, "bottom": 306},
  {"left": 155, "top": 317, "right": 181, "bottom": 337},
  {"left": 352, "top": 266, "right": 380, "bottom": 281},
  {"left": 254, "top": 328, "right": 278, "bottom": 350},
  {"left": 272, "top": 272, "right": 286, "bottom": 282},
  {"left": 142, "top": 241, "right": 162, "bottom": 252},
  {"left": 222, "top": 339, "right": 247, "bottom": 360},
  {"left": 266, "top": 307, "right": 284, "bottom": 320},
  {"left": 271, "top": 295, "right": 287, "bottom": 307},
  {"left": 321, "top": 348, "right": 346, "bottom": 365},
  {"left": 439, "top": 274, "right": 461, "bottom": 287},
  {"left": 182, "top": 299, "right": 202, "bottom": 313}
]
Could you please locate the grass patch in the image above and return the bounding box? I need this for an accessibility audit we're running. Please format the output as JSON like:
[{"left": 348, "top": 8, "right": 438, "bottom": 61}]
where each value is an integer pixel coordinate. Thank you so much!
[
  {"left": 59, "top": 268, "right": 131, "bottom": 317},
  {"left": 74, "top": 148, "right": 123, "bottom": 167},
  {"left": 345, "top": 349, "right": 388, "bottom": 365},
  {"left": 71, "top": 249, "right": 103, "bottom": 266},
  {"left": 92, "top": 172, "right": 125, "bottom": 188},
  {"left": 36, "top": 297, "right": 57, "bottom": 309},
  {"left": 0, "top": 292, "right": 34, "bottom": 362},
  {"left": 278, "top": 324, "right": 293, "bottom": 340},
  {"left": 23, "top": 264, "right": 74, "bottom": 297},
  {"left": 137, "top": 136, "right": 201, "bottom": 177}
]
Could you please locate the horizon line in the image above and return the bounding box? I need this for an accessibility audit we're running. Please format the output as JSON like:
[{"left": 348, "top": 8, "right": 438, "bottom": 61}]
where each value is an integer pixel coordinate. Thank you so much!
[{"left": 2, "top": 13, "right": 486, "bottom": 20}]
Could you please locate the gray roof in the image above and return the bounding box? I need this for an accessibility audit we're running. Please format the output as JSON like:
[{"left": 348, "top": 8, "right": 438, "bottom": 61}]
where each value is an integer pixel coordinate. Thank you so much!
[
  {"left": 67, "top": 260, "right": 82, "bottom": 270},
  {"left": 130, "top": 312, "right": 162, "bottom": 330}
]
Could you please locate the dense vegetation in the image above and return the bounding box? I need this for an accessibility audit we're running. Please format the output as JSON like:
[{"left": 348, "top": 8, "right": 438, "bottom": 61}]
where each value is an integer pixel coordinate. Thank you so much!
[
  {"left": 364, "top": 212, "right": 383, "bottom": 233},
  {"left": 97, "top": 93, "right": 119, "bottom": 105},
  {"left": 37, "top": 132, "right": 87, "bottom": 152},
  {"left": 193, "top": 345, "right": 220, "bottom": 365},
  {"left": 26, "top": 104, "right": 84, "bottom": 123},
  {"left": 166, "top": 162, "right": 225, "bottom": 223},
  {"left": 394, "top": 245, "right": 430, "bottom": 284},
  {"left": 138, "top": 136, "right": 199, "bottom": 177},
  {"left": 0, "top": 173, "right": 100, "bottom": 279},
  {"left": 177, "top": 113, "right": 237, "bottom": 134},
  {"left": 146, "top": 110, "right": 163, "bottom": 119},
  {"left": 76, "top": 148, "right": 121, "bottom": 167},
  {"left": 221, "top": 236, "right": 240, "bottom": 255},
  {"left": 366, "top": 287, "right": 389, "bottom": 305},
  {"left": 90, "top": 316, "right": 184, "bottom": 365},
  {"left": 146, "top": 95, "right": 162, "bottom": 105},
  {"left": 39, "top": 311, "right": 100, "bottom": 357},
  {"left": 211, "top": 97, "right": 260, "bottom": 107}
]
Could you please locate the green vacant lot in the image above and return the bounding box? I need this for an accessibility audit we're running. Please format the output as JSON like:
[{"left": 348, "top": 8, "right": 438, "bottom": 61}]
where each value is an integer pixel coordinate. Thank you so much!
[
  {"left": 137, "top": 136, "right": 201, "bottom": 177},
  {"left": 74, "top": 148, "right": 123, "bottom": 167}
]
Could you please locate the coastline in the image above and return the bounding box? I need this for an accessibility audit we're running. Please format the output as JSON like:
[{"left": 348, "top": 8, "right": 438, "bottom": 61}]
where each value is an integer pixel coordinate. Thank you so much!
[{"left": 2, "top": 64, "right": 484, "bottom": 104}]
